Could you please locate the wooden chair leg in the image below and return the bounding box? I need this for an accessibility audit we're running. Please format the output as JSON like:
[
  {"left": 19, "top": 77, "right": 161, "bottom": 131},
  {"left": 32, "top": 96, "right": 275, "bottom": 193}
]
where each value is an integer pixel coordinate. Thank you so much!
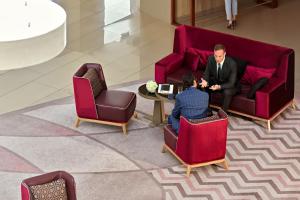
[
  {"left": 267, "top": 120, "right": 271, "bottom": 131},
  {"left": 74, "top": 117, "right": 80, "bottom": 128},
  {"left": 186, "top": 166, "right": 192, "bottom": 177},
  {"left": 134, "top": 112, "right": 138, "bottom": 118},
  {"left": 223, "top": 160, "right": 229, "bottom": 170},
  {"left": 122, "top": 124, "right": 127, "bottom": 135},
  {"left": 292, "top": 100, "right": 297, "bottom": 110}
]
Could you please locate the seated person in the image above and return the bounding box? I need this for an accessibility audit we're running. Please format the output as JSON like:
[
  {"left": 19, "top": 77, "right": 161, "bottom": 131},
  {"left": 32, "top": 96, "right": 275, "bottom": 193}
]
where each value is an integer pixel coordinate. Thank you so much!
[
  {"left": 168, "top": 73, "right": 209, "bottom": 134},
  {"left": 200, "top": 44, "right": 238, "bottom": 112}
]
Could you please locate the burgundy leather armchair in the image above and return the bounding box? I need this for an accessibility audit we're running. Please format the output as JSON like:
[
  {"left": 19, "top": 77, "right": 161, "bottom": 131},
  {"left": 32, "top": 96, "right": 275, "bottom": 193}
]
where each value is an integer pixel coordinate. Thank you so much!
[
  {"left": 155, "top": 25, "right": 295, "bottom": 130},
  {"left": 21, "top": 171, "right": 76, "bottom": 200},
  {"left": 163, "top": 110, "right": 229, "bottom": 176},
  {"left": 73, "top": 63, "right": 137, "bottom": 134}
]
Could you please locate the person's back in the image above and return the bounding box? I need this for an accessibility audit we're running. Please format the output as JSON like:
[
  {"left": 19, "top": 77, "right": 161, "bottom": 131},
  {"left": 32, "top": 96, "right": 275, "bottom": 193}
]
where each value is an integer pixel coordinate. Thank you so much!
[
  {"left": 168, "top": 73, "right": 209, "bottom": 134},
  {"left": 174, "top": 87, "right": 208, "bottom": 120}
]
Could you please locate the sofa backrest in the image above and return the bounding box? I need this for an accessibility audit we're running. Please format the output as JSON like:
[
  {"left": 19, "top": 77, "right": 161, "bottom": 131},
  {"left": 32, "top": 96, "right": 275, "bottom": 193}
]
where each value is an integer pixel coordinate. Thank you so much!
[{"left": 173, "top": 25, "right": 294, "bottom": 85}]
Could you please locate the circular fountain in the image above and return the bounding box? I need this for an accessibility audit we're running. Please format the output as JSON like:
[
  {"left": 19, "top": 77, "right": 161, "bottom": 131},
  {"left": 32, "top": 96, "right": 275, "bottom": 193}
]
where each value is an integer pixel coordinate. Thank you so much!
[{"left": 0, "top": 0, "right": 67, "bottom": 70}]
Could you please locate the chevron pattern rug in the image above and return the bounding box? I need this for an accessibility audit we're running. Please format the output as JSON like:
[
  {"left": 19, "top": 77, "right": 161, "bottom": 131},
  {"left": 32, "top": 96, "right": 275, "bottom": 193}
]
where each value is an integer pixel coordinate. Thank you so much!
[{"left": 150, "top": 106, "right": 300, "bottom": 200}]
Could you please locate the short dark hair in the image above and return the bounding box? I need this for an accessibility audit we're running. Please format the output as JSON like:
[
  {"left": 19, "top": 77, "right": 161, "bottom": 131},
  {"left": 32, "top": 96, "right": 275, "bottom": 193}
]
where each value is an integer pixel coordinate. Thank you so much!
[
  {"left": 182, "top": 72, "right": 195, "bottom": 90},
  {"left": 214, "top": 44, "right": 226, "bottom": 52}
]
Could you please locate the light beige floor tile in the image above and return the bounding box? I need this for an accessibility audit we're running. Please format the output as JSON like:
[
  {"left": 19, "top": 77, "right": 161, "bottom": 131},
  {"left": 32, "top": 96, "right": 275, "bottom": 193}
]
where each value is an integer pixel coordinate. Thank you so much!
[
  {"left": 91, "top": 40, "right": 138, "bottom": 65},
  {"left": 0, "top": 70, "right": 8, "bottom": 75},
  {"left": 31, "top": 88, "right": 72, "bottom": 106},
  {"left": 67, "top": 30, "right": 121, "bottom": 54},
  {"left": 132, "top": 37, "right": 173, "bottom": 67},
  {"left": 114, "top": 53, "right": 143, "bottom": 69},
  {"left": 0, "top": 68, "right": 41, "bottom": 97},
  {"left": 64, "top": 5, "right": 96, "bottom": 25},
  {"left": 34, "top": 55, "right": 102, "bottom": 89},
  {"left": 121, "top": 64, "right": 154, "bottom": 83},
  {"left": 102, "top": 62, "right": 139, "bottom": 86},
  {"left": 27, "top": 51, "right": 85, "bottom": 74},
  {"left": 0, "top": 82, "right": 57, "bottom": 114}
]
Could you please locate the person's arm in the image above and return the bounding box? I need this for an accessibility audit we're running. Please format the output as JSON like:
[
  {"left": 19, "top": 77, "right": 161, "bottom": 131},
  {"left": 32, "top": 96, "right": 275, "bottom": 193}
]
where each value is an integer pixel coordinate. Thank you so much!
[
  {"left": 220, "top": 60, "right": 237, "bottom": 89},
  {"left": 172, "top": 97, "right": 181, "bottom": 119},
  {"left": 201, "top": 56, "right": 214, "bottom": 88}
]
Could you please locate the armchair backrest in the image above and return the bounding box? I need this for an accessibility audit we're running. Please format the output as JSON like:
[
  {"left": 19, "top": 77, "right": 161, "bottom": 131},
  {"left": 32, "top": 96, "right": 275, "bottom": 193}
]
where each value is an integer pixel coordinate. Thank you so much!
[
  {"left": 176, "top": 110, "right": 228, "bottom": 165},
  {"left": 73, "top": 63, "right": 107, "bottom": 119},
  {"left": 21, "top": 171, "right": 77, "bottom": 200}
]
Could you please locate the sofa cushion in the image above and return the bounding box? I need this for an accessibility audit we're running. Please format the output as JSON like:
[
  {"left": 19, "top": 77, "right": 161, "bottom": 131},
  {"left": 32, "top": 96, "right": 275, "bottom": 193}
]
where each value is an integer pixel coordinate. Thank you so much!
[
  {"left": 247, "top": 78, "right": 269, "bottom": 99},
  {"left": 183, "top": 50, "right": 200, "bottom": 71},
  {"left": 83, "top": 68, "right": 103, "bottom": 97},
  {"left": 29, "top": 178, "right": 67, "bottom": 200},
  {"left": 95, "top": 90, "right": 136, "bottom": 123},
  {"left": 186, "top": 48, "right": 213, "bottom": 70},
  {"left": 167, "top": 68, "right": 204, "bottom": 84},
  {"left": 241, "top": 65, "right": 276, "bottom": 85},
  {"left": 197, "top": 50, "right": 213, "bottom": 70}
]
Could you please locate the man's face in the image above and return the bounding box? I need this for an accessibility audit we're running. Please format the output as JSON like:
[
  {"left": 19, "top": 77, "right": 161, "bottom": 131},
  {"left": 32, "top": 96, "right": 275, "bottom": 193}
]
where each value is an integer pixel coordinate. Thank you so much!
[{"left": 214, "top": 49, "right": 226, "bottom": 64}]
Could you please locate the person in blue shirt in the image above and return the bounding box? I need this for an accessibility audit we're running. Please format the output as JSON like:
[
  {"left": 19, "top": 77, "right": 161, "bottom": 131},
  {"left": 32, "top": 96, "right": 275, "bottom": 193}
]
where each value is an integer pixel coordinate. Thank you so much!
[{"left": 168, "top": 73, "right": 209, "bottom": 134}]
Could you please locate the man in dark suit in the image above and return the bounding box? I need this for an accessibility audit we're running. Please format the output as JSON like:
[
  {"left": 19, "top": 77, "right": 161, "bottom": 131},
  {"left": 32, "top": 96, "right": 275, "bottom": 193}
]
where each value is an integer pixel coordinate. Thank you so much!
[
  {"left": 200, "top": 44, "right": 238, "bottom": 112},
  {"left": 168, "top": 73, "right": 209, "bottom": 134}
]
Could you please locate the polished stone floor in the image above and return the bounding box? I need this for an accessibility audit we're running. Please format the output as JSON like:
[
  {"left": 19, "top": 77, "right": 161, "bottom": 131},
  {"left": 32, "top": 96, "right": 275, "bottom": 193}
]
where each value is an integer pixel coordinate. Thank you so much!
[{"left": 0, "top": 0, "right": 299, "bottom": 114}]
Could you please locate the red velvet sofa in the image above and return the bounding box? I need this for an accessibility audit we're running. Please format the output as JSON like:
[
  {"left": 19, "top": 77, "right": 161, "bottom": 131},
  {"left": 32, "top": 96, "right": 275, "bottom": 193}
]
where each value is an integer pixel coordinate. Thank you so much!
[{"left": 155, "top": 25, "right": 295, "bottom": 130}]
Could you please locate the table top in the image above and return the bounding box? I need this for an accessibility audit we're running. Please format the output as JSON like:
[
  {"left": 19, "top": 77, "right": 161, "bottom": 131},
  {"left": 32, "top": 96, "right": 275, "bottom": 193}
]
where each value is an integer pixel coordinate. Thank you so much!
[
  {"left": 138, "top": 84, "right": 160, "bottom": 101},
  {"left": 155, "top": 84, "right": 181, "bottom": 102},
  {"left": 138, "top": 83, "right": 185, "bottom": 102}
]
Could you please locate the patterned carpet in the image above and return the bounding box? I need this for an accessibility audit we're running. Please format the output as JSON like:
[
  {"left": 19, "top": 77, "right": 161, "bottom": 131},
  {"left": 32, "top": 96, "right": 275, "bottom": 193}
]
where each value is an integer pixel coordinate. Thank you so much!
[
  {"left": 0, "top": 83, "right": 299, "bottom": 199},
  {"left": 151, "top": 107, "right": 300, "bottom": 200}
]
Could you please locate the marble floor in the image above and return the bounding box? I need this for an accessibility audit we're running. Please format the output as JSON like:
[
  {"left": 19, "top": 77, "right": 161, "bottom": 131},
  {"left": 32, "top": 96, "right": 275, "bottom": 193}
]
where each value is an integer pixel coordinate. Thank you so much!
[{"left": 0, "top": 0, "right": 299, "bottom": 114}]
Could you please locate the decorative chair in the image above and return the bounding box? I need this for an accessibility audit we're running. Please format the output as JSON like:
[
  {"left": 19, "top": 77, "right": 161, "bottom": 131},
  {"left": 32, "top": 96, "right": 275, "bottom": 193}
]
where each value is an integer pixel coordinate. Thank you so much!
[
  {"left": 73, "top": 63, "right": 137, "bottom": 135},
  {"left": 162, "top": 109, "right": 229, "bottom": 176},
  {"left": 21, "top": 171, "right": 77, "bottom": 200}
]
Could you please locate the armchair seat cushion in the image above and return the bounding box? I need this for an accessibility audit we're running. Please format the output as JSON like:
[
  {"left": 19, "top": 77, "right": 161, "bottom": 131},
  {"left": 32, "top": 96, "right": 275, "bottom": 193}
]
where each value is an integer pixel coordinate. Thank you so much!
[{"left": 95, "top": 90, "right": 136, "bottom": 123}]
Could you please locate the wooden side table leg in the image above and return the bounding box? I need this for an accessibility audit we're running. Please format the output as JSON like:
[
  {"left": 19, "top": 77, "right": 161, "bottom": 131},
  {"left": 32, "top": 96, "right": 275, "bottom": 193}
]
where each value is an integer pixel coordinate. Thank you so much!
[
  {"left": 153, "top": 100, "right": 163, "bottom": 125},
  {"left": 161, "top": 101, "right": 165, "bottom": 122}
]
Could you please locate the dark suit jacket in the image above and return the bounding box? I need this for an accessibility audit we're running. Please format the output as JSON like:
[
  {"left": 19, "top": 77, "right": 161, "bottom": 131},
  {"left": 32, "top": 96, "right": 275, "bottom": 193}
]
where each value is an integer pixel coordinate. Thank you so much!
[{"left": 203, "top": 55, "right": 237, "bottom": 89}]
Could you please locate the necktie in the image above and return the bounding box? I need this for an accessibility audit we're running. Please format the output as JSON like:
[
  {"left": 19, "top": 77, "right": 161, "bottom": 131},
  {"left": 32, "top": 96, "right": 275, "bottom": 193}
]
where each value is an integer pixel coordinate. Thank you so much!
[{"left": 217, "top": 63, "right": 221, "bottom": 80}]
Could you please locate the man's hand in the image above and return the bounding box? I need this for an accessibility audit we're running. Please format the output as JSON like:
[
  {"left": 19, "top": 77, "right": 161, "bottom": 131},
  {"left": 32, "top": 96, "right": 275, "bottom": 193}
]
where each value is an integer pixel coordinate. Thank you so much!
[
  {"left": 209, "top": 84, "right": 221, "bottom": 91},
  {"left": 200, "top": 78, "right": 208, "bottom": 88}
]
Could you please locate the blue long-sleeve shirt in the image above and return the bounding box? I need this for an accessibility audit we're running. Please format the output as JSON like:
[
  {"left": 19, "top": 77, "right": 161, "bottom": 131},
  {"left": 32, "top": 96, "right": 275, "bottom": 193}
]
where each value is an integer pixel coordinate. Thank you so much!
[{"left": 172, "top": 87, "right": 209, "bottom": 119}]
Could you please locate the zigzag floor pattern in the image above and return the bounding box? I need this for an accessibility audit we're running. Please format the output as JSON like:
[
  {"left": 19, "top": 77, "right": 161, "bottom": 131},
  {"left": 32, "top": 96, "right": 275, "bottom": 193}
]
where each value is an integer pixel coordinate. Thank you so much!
[{"left": 150, "top": 105, "right": 300, "bottom": 200}]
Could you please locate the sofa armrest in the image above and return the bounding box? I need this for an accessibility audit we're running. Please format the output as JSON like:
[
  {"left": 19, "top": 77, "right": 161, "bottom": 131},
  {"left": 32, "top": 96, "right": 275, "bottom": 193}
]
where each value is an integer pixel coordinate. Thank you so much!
[
  {"left": 255, "top": 77, "right": 290, "bottom": 119},
  {"left": 155, "top": 53, "right": 184, "bottom": 83}
]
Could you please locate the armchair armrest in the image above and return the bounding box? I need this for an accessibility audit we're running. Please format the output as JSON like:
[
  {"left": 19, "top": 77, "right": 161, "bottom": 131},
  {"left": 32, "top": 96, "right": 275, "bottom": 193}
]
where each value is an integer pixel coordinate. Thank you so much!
[
  {"left": 255, "top": 77, "right": 290, "bottom": 118},
  {"left": 155, "top": 53, "right": 184, "bottom": 83}
]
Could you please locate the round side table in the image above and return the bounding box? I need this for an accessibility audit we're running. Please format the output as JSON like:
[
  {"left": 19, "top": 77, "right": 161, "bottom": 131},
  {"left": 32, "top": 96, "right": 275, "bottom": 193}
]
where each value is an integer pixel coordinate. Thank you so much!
[{"left": 138, "top": 84, "right": 165, "bottom": 125}]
